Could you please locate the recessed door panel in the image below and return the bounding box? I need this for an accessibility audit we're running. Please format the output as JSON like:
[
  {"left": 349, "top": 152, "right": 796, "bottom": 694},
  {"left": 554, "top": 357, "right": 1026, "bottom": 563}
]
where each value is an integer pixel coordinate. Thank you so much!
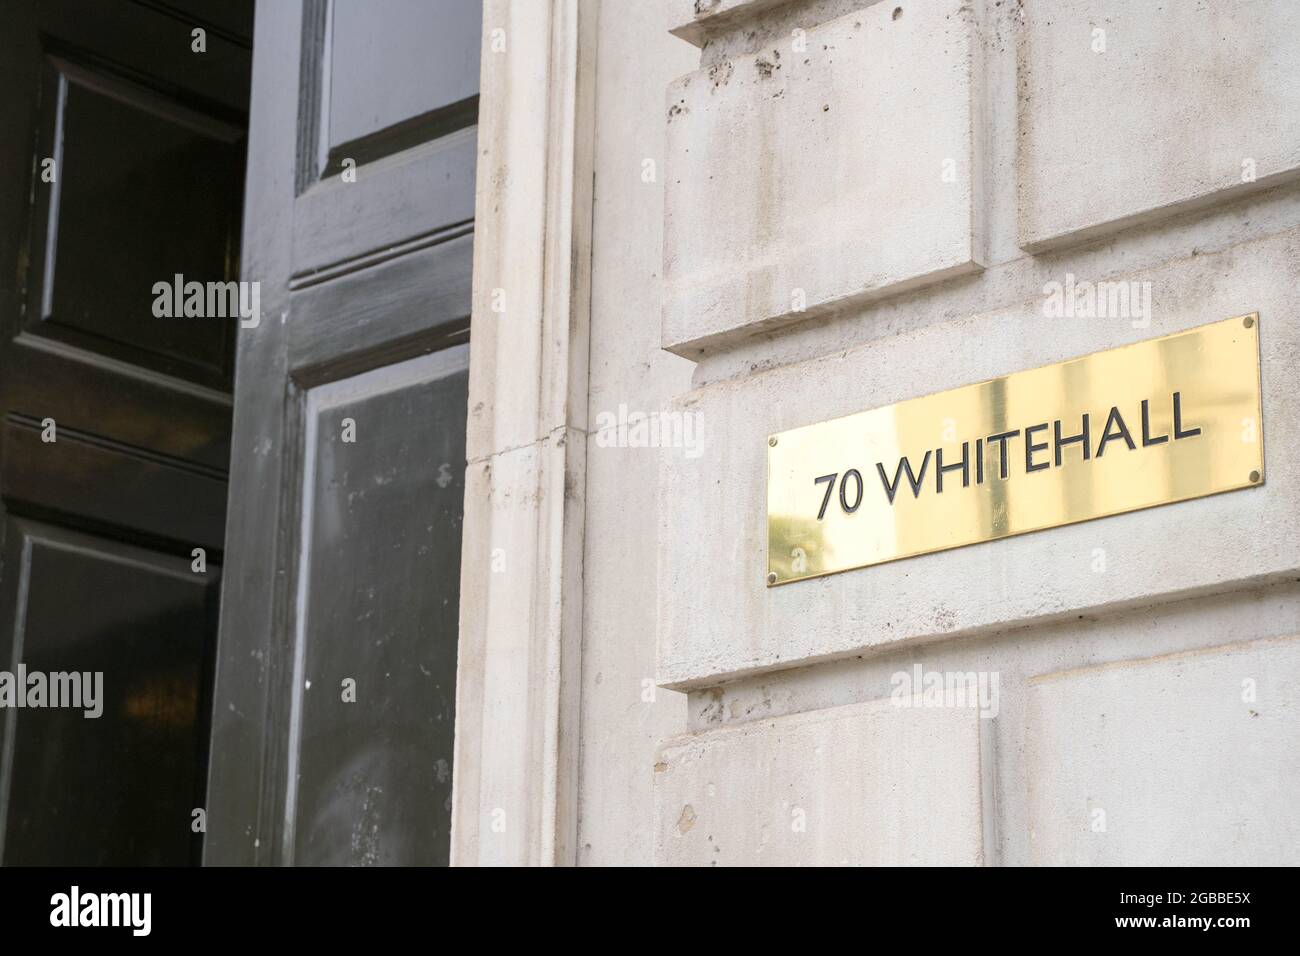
[
  {"left": 292, "top": 0, "right": 480, "bottom": 277},
  {"left": 288, "top": 348, "right": 468, "bottom": 866},
  {"left": 0, "top": 520, "right": 218, "bottom": 866},
  {"left": 29, "top": 60, "right": 244, "bottom": 386},
  {"left": 328, "top": 0, "right": 481, "bottom": 154}
]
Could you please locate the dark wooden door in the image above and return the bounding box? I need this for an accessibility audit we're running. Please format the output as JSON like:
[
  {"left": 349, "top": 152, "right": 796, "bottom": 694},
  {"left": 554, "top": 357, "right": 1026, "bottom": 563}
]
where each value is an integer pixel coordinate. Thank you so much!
[
  {"left": 0, "top": 0, "right": 252, "bottom": 864},
  {"left": 204, "top": 0, "right": 481, "bottom": 866}
]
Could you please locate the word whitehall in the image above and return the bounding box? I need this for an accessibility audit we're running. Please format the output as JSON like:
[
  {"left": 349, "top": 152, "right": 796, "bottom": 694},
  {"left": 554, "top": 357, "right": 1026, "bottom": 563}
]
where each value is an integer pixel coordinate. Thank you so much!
[
  {"left": 152, "top": 274, "right": 261, "bottom": 327},
  {"left": 0, "top": 665, "right": 102, "bottom": 718},
  {"left": 823, "top": 390, "right": 1200, "bottom": 515}
]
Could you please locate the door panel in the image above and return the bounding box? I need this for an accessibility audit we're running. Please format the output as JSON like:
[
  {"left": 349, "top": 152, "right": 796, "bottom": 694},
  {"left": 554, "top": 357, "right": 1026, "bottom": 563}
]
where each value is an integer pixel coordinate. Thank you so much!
[
  {"left": 327, "top": 0, "right": 480, "bottom": 156},
  {"left": 288, "top": 229, "right": 473, "bottom": 378},
  {"left": 206, "top": 1, "right": 479, "bottom": 865},
  {"left": 1, "top": 415, "right": 228, "bottom": 553},
  {"left": 291, "top": 0, "right": 479, "bottom": 278},
  {"left": 292, "top": 134, "right": 477, "bottom": 279},
  {"left": 3, "top": 335, "right": 234, "bottom": 472},
  {"left": 289, "top": 348, "right": 467, "bottom": 866},
  {"left": 0, "top": 519, "right": 218, "bottom": 866},
  {"left": 30, "top": 56, "right": 243, "bottom": 386},
  {"left": 0, "top": 0, "right": 250, "bottom": 864}
]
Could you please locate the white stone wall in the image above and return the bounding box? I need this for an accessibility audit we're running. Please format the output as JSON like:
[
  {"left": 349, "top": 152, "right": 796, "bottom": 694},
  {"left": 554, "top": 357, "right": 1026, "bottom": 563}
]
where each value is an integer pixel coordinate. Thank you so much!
[
  {"left": 576, "top": 0, "right": 1300, "bottom": 865},
  {"left": 577, "top": 0, "right": 698, "bottom": 865}
]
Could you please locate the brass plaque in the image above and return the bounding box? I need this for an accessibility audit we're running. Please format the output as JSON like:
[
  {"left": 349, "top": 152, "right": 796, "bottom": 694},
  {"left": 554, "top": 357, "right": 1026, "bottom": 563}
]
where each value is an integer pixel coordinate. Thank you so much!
[{"left": 767, "top": 315, "right": 1264, "bottom": 586}]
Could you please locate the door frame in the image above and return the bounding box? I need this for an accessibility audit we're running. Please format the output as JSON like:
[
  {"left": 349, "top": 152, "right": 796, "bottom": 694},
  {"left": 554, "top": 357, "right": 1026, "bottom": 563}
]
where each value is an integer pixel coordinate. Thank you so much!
[{"left": 449, "top": 0, "right": 596, "bottom": 867}]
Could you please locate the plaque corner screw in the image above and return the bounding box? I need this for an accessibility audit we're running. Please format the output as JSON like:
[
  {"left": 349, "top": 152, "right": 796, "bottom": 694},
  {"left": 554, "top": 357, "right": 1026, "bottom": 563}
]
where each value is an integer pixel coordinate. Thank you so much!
[
  {"left": 1243, "top": 316, "right": 1255, "bottom": 329},
  {"left": 766, "top": 571, "right": 778, "bottom": 585},
  {"left": 1249, "top": 470, "right": 1261, "bottom": 483},
  {"left": 768, "top": 436, "right": 778, "bottom": 447}
]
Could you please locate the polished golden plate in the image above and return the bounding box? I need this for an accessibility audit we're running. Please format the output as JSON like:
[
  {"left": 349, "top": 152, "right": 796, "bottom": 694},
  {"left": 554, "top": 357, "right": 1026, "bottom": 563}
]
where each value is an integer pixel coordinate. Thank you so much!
[{"left": 766, "top": 314, "right": 1264, "bottom": 586}]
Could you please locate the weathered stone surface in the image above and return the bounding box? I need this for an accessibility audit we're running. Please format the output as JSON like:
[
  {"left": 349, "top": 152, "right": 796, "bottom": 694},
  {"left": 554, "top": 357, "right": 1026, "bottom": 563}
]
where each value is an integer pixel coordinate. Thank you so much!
[
  {"left": 1026, "top": 635, "right": 1300, "bottom": 865},
  {"left": 662, "top": 0, "right": 985, "bottom": 354},
  {"left": 666, "top": 0, "right": 796, "bottom": 47},
  {"left": 1018, "top": 0, "right": 1300, "bottom": 251},
  {"left": 577, "top": 0, "right": 699, "bottom": 866},
  {"left": 655, "top": 699, "right": 993, "bottom": 865},
  {"left": 659, "top": 227, "right": 1300, "bottom": 688},
  {"left": 500, "top": 0, "right": 1300, "bottom": 867}
]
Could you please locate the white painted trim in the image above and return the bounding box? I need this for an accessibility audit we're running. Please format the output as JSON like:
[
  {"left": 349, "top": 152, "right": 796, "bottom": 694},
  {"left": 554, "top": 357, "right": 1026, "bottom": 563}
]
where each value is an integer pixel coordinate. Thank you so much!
[{"left": 451, "top": 0, "right": 596, "bottom": 867}]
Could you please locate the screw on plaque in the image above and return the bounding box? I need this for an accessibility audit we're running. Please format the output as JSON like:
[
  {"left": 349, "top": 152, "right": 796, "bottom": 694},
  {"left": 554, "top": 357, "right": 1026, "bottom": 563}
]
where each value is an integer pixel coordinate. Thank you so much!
[
  {"left": 1250, "top": 470, "right": 1261, "bottom": 483},
  {"left": 766, "top": 572, "right": 777, "bottom": 585},
  {"left": 1243, "top": 316, "right": 1255, "bottom": 328},
  {"left": 769, "top": 436, "right": 778, "bottom": 447}
]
